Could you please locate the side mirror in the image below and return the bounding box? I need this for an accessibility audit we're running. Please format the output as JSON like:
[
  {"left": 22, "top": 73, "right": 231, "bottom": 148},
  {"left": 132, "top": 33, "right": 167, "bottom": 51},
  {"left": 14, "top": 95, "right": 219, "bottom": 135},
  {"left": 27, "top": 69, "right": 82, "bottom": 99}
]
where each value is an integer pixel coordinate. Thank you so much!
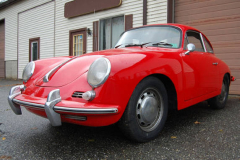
[{"left": 185, "top": 43, "right": 196, "bottom": 55}]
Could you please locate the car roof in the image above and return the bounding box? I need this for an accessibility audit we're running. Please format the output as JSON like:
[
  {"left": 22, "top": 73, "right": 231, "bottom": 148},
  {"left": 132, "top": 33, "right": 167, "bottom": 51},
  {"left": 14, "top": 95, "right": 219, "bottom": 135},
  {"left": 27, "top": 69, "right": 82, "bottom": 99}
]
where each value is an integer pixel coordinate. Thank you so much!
[{"left": 130, "top": 23, "right": 201, "bottom": 33}]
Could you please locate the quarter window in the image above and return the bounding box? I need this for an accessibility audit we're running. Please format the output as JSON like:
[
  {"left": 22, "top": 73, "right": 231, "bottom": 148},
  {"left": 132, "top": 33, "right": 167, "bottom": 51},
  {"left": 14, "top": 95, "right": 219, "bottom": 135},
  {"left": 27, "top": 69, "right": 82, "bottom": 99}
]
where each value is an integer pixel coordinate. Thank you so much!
[
  {"left": 203, "top": 36, "right": 214, "bottom": 53},
  {"left": 100, "top": 16, "right": 124, "bottom": 50},
  {"left": 185, "top": 31, "right": 204, "bottom": 52}
]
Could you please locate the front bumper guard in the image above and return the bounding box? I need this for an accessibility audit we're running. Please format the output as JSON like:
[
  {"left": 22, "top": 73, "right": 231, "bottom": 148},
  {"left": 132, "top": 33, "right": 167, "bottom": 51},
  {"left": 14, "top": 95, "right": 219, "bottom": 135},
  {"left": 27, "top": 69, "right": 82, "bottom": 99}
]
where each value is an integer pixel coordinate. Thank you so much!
[
  {"left": 45, "top": 89, "right": 62, "bottom": 126},
  {"left": 8, "top": 85, "right": 24, "bottom": 115},
  {"left": 8, "top": 85, "right": 118, "bottom": 127}
]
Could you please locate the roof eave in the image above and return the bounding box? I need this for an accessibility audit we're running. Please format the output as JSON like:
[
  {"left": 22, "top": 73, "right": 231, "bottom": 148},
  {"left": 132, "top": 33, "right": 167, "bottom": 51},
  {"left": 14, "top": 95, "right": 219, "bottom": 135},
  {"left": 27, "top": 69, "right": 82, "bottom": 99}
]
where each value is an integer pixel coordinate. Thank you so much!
[{"left": 0, "top": 0, "right": 23, "bottom": 10}]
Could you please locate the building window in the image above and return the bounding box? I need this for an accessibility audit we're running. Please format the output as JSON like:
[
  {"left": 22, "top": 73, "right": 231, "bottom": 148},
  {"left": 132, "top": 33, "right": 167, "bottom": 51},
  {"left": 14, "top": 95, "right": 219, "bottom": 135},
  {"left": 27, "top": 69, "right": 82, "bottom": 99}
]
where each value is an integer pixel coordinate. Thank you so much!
[
  {"left": 69, "top": 28, "right": 87, "bottom": 56},
  {"left": 29, "top": 38, "right": 40, "bottom": 62},
  {"left": 100, "top": 16, "right": 124, "bottom": 50},
  {"left": 73, "top": 34, "right": 84, "bottom": 56}
]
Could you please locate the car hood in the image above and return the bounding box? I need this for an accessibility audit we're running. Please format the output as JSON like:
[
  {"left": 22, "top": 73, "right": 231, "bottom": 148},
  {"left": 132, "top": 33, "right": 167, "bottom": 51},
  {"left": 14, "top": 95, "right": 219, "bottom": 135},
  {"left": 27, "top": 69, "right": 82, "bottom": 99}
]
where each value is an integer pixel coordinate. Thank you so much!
[
  {"left": 35, "top": 55, "right": 103, "bottom": 87},
  {"left": 35, "top": 47, "right": 178, "bottom": 87}
]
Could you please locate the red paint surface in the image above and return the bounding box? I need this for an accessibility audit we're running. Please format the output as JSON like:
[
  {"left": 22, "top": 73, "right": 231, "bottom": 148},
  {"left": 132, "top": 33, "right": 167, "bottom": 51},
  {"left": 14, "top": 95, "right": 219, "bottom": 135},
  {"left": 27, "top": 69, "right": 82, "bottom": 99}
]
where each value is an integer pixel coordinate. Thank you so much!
[{"left": 18, "top": 24, "right": 231, "bottom": 127}]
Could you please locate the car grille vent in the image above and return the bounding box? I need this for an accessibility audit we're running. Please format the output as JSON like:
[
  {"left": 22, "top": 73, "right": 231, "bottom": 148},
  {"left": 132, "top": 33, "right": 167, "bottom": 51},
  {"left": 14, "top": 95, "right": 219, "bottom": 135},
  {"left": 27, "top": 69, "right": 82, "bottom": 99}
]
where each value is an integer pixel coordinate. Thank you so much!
[
  {"left": 64, "top": 115, "right": 87, "bottom": 121},
  {"left": 72, "top": 92, "right": 84, "bottom": 98}
]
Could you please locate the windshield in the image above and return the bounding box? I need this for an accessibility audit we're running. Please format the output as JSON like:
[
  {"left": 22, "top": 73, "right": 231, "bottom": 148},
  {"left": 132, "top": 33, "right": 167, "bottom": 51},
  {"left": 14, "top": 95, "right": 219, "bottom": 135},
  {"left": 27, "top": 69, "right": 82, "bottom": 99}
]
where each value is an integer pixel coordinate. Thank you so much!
[{"left": 115, "top": 26, "right": 181, "bottom": 48}]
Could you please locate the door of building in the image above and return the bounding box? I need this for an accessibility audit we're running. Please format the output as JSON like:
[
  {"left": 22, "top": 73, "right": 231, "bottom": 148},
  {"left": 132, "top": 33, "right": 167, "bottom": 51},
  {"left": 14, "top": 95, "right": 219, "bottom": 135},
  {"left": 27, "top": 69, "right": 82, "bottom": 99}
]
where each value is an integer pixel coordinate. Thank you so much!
[{"left": 70, "top": 28, "right": 87, "bottom": 56}]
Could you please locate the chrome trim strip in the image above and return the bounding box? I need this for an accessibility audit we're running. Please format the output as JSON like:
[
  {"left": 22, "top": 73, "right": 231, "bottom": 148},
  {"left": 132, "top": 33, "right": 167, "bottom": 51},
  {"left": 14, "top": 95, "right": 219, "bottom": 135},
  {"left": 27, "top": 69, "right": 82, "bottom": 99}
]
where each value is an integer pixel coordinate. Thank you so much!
[
  {"left": 13, "top": 99, "right": 45, "bottom": 109},
  {"left": 11, "top": 99, "right": 118, "bottom": 114},
  {"left": 200, "top": 33, "right": 207, "bottom": 52},
  {"left": 43, "top": 57, "right": 77, "bottom": 82},
  {"left": 54, "top": 106, "right": 118, "bottom": 114}
]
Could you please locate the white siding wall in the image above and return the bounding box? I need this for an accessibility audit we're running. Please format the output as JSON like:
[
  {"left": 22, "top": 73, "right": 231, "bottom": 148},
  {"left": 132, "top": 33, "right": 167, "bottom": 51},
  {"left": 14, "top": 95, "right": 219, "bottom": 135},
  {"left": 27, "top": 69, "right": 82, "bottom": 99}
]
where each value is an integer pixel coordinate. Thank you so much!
[
  {"left": 0, "top": 0, "right": 53, "bottom": 62},
  {"left": 18, "top": 1, "right": 54, "bottom": 78},
  {"left": 0, "top": 0, "right": 168, "bottom": 79},
  {"left": 147, "top": 0, "right": 167, "bottom": 24},
  {"left": 55, "top": 0, "right": 144, "bottom": 56}
]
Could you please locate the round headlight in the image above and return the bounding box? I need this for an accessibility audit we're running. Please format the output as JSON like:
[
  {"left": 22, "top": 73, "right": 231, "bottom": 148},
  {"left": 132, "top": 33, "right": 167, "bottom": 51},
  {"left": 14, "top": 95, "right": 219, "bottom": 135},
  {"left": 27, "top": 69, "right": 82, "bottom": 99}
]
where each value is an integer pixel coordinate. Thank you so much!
[
  {"left": 22, "top": 62, "right": 35, "bottom": 82},
  {"left": 87, "top": 57, "right": 111, "bottom": 88}
]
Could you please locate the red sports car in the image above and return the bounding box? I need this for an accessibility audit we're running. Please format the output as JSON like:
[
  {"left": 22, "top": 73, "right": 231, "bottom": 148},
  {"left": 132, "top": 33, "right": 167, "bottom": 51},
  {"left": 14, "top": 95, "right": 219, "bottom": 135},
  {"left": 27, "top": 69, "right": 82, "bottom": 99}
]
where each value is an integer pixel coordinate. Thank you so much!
[{"left": 8, "top": 24, "right": 235, "bottom": 142}]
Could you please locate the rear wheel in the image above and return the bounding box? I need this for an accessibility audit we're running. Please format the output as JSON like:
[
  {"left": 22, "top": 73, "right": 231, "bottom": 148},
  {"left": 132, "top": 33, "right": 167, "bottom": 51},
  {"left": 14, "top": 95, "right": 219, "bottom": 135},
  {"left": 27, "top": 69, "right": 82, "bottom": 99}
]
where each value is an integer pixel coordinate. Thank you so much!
[
  {"left": 208, "top": 75, "right": 229, "bottom": 109},
  {"left": 119, "top": 77, "right": 168, "bottom": 142}
]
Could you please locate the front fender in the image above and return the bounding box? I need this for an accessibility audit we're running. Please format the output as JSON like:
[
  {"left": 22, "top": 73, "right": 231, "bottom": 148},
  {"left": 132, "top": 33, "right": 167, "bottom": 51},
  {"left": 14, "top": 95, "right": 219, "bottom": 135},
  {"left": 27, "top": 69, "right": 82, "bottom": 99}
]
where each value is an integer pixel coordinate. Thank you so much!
[{"left": 92, "top": 52, "right": 184, "bottom": 114}]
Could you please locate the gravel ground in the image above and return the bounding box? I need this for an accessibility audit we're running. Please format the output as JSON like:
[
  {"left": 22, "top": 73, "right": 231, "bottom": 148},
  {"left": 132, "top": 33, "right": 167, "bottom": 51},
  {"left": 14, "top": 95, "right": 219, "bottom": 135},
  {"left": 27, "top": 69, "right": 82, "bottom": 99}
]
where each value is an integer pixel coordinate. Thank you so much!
[{"left": 0, "top": 79, "right": 240, "bottom": 160}]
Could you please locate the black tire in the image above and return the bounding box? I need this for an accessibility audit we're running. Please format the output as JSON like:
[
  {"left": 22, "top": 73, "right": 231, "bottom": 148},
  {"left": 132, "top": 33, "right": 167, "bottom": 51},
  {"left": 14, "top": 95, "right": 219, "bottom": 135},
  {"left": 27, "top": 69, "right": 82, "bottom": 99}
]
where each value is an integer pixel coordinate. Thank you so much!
[
  {"left": 118, "top": 77, "right": 168, "bottom": 142},
  {"left": 208, "top": 75, "right": 229, "bottom": 109}
]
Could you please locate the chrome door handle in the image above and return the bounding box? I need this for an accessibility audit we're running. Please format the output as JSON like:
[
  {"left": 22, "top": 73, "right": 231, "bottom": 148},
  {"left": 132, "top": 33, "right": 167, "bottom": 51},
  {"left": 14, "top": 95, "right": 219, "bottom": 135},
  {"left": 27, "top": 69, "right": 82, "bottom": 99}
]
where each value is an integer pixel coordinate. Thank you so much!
[{"left": 213, "top": 62, "right": 218, "bottom": 65}]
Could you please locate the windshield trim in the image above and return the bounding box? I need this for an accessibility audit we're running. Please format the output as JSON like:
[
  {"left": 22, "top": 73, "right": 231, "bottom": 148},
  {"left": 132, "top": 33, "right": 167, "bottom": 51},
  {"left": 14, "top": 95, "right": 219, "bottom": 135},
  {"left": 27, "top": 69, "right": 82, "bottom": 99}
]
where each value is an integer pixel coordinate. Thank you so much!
[{"left": 116, "top": 25, "right": 183, "bottom": 49}]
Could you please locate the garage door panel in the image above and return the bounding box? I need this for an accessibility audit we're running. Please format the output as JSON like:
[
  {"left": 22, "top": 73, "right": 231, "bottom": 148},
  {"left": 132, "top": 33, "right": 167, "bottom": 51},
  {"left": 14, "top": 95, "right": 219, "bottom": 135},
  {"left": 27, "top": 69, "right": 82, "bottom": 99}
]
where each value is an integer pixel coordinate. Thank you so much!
[
  {"left": 231, "top": 71, "right": 240, "bottom": 79},
  {"left": 216, "top": 53, "right": 240, "bottom": 59},
  {"left": 202, "top": 27, "right": 240, "bottom": 37},
  {"left": 175, "top": 0, "right": 239, "bottom": 6},
  {"left": 214, "top": 48, "right": 240, "bottom": 55},
  {"left": 176, "top": 9, "right": 240, "bottom": 23},
  {"left": 0, "top": 59, "right": 4, "bottom": 77},
  {"left": 0, "top": 71, "right": 4, "bottom": 75},
  {"left": 230, "top": 79, "right": 240, "bottom": 85},
  {"left": 222, "top": 60, "right": 240, "bottom": 66},
  {"left": 175, "top": 2, "right": 240, "bottom": 17},
  {"left": 175, "top": 1, "right": 239, "bottom": 12},
  {"left": 0, "top": 52, "right": 4, "bottom": 59},
  {"left": 175, "top": 0, "right": 240, "bottom": 94},
  {"left": 229, "top": 85, "right": 240, "bottom": 92},
  {"left": 176, "top": 16, "right": 240, "bottom": 28},
  {"left": 207, "top": 34, "right": 240, "bottom": 43},
  {"left": 211, "top": 40, "right": 240, "bottom": 48},
  {"left": 0, "top": 60, "right": 4, "bottom": 67},
  {"left": 185, "top": 17, "right": 240, "bottom": 30}
]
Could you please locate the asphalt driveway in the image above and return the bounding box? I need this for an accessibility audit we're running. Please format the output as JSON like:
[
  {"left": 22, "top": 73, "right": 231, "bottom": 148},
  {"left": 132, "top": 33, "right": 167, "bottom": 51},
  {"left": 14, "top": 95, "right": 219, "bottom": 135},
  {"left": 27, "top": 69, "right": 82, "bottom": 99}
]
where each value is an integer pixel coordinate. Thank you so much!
[{"left": 0, "top": 79, "right": 240, "bottom": 160}]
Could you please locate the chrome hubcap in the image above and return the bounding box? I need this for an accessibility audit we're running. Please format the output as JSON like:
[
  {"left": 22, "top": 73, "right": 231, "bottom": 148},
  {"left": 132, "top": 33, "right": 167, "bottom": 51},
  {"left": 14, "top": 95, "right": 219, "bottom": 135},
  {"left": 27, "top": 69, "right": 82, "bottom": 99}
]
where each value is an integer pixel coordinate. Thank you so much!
[
  {"left": 219, "top": 82, "right": 227, "bottom": 103},
  {"left": 136, "top": 88, "right": 163, "bottom": 132}
]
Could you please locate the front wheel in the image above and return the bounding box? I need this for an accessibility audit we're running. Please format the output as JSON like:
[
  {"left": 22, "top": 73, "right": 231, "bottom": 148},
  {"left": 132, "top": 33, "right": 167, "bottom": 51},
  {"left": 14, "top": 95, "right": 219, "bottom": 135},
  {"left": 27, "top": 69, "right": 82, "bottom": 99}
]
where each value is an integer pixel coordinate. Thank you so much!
[
  {"left": 119, "top": 77, "right": 168, "bottom": 142},
  {"left": 208, "top": 75, "right": 229, "bottom": 109}
]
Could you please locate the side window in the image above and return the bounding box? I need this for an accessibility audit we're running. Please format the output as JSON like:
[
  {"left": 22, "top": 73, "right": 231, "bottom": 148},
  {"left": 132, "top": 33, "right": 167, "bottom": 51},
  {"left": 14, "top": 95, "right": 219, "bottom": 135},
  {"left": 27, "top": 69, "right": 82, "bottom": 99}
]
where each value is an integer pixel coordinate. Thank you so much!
[
  {"left": 203, "top": 36, "right": 214, "bottom": 53},
  {"left": 186, "top": 31, "right": 204, "bottom": 52}
]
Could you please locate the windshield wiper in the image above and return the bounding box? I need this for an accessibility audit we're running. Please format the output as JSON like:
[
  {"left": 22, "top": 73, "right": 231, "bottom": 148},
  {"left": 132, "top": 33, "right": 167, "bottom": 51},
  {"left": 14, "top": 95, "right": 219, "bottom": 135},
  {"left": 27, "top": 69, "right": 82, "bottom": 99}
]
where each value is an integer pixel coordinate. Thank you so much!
[
  {"left": 124, "top": 42, "right": 152, "bottom": 48},
  {"left": 115, "top": 44, "right": 123, "bottom": 48},
  {"left": 152, "top": 42, "right": 173, "bottom": 47}
]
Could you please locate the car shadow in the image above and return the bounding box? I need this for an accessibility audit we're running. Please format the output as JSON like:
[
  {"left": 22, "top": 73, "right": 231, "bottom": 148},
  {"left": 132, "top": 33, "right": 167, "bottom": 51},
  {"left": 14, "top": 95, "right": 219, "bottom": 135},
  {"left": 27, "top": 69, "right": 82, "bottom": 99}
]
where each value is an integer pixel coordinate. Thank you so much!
[{"left": 16, "top": 100, "right": 233, "bottom": 158}]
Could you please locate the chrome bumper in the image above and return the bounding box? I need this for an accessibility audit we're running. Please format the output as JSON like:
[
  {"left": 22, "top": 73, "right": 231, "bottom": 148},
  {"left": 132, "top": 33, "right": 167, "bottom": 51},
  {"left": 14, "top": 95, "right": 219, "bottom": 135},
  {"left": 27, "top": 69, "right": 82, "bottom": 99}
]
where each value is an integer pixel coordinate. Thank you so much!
[
  {"left": 8, "top": 85, "right": 118, "bottom": 127},
  {"left": 8, "top": 85, "right": 24, "bottom": 115}
]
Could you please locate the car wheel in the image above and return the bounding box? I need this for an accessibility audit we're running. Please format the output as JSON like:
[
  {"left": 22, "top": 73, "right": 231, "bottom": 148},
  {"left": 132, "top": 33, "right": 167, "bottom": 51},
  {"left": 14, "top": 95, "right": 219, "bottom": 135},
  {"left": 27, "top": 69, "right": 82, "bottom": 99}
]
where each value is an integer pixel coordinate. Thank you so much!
[
  {"left": 119, "top": 77, "right": 168, "bottom": 142},
  {"left": 208, "top": 75, "right": 229, "bottom": 109}
]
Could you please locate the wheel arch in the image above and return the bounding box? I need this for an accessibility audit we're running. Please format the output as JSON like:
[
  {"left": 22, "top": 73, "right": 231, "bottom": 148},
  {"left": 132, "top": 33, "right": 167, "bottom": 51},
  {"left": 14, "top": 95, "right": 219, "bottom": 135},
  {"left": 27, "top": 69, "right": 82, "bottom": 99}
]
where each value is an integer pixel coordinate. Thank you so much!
[
  {"left": 224, "top": 72, "right": 230, "bottom": 86},
  {"left": 146, "top": 74, "right": 178, "bottom": 111}
]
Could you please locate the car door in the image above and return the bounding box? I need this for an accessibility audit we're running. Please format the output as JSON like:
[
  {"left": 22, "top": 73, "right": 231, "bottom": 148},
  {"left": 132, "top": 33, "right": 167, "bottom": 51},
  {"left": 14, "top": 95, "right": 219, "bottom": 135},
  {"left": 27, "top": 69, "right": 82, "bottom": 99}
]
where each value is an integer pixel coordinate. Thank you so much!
[
  {"left": 202, "top": 34, "right": 220, "bottom": 93},
  {"left": 182, "top": 31, "right": 219, "bottom": 101}
]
